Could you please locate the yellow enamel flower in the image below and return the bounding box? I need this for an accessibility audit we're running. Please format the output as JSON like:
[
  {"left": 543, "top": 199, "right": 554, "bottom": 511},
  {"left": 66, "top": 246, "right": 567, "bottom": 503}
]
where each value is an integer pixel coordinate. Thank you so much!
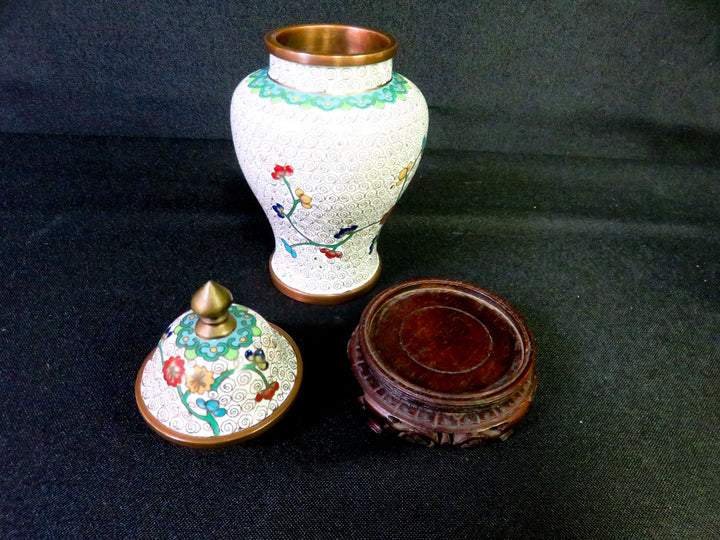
[
  {"left": 396, "top": 162, "right": 413, "bottom": 186},
  {"left": 295, "top": 188, "right": 312, "bottom": 209},
  {"left": 185, "top": 365, "right": 215, "bottom": 394}
]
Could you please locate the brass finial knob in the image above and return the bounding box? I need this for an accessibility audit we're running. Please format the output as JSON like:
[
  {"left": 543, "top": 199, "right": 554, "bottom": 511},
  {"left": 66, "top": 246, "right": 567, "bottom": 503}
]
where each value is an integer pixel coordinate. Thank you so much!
[{"left": 191, "top": 281, "right": 237, "bottom": 339}]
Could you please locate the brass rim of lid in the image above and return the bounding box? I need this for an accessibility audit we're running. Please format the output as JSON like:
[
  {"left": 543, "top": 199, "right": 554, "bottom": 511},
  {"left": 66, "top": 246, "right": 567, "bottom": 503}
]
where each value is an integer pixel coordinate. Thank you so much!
[
  {"left": 265, "top": 24, "right": 397, "bottom": 66},
  {"left": 135, "top": 324, "right": 303, "bottom": 448}
]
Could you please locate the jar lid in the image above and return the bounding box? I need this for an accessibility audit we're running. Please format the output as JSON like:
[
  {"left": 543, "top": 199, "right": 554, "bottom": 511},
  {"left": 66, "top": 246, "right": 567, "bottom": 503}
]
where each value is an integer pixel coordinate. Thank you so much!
[
  {"left": 349, "top": 279, "right": 535, "bottom": 446},
  {"left": 136, "top": 281, "right": 302, "bottom": 447}
]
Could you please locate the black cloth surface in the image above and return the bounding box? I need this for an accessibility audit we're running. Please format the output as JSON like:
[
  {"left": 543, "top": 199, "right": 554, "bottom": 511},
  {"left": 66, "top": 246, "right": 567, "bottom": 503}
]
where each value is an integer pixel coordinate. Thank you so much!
[
  {"left": 3, "top": 1, "right": 720, "bottom": 537},
  {"left": 2, "top": 1, "right": 720, "bottom": 160},
  {"left": 2, "top": 133, "right": 719, "bottom": 538}
]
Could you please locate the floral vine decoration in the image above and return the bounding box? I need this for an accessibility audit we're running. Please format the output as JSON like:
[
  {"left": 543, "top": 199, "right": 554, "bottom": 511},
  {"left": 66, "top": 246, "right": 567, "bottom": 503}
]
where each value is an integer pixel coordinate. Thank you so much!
[
  {"left": 270, "top": 136, "right": 426, "bottom": 260},
  {"left": 157, "top": 308, "right": 281, "bottom": 436},
  {"left": 270, "top": 164, "right": 375, "bottom": 259}
]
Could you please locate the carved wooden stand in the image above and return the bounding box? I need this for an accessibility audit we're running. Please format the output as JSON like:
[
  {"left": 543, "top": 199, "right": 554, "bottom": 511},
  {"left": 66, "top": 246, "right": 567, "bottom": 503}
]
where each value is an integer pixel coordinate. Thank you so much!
[{"left": 348, "top": 279, "right": 536, "bottom": 447}]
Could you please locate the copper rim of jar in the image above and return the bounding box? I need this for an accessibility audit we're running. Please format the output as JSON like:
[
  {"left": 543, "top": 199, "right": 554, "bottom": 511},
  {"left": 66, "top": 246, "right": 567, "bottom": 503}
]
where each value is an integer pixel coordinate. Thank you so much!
[{"left": 265, "top": 24, "right": 397, "bottom": 67}]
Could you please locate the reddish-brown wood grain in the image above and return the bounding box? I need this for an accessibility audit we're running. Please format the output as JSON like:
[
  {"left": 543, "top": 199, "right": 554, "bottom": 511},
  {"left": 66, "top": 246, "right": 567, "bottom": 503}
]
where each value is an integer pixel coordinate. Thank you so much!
[{"left": 349, "top": 279, "right": 536, "bottom": 446}]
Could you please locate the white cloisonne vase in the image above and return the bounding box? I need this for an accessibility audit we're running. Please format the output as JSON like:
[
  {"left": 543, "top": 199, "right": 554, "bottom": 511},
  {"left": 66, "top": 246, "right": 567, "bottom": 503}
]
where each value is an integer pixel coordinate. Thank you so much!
[{"left": 231, "top": 24, "right": 428, "bottom": 304}]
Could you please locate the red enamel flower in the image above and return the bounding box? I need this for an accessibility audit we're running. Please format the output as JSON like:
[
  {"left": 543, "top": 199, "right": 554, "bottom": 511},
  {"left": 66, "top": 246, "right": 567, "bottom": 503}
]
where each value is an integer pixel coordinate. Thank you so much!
[
  {"left": 255, "top": 381, "right": 280, "bottom": 402},
  {"left": 271, "top": 165, "right": 293, "bottom": 179},
  {"left": 162, "top": 356, "right": 185, "bottom": 387},
  {"left": 320, "top": 248, "right": 343, "bottom": 259}
]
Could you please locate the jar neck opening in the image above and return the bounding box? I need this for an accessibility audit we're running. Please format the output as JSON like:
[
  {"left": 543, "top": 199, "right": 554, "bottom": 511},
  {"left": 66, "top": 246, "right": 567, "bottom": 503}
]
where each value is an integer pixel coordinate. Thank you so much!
[{"left": 265, "top": 24, "right": 397, "bottom": 67}]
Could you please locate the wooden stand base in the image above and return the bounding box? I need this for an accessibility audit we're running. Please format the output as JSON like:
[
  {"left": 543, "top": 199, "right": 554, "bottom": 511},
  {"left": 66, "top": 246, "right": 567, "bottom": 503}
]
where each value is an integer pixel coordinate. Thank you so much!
[{"left": 348, "top": 279, "right": 536, "bottom": 446}]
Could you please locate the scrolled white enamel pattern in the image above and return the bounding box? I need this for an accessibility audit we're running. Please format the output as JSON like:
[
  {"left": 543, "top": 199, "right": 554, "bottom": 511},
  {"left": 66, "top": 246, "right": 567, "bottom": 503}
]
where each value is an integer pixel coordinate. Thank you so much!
[
  {"left": 268, "top": 56, "right": 393, "bottom": 94},
  {"left": 231, "top": 54, "right": 428, "bottom": 300},
  {"left": 139, "top": 307, "right": 299, "bottom": 438}
]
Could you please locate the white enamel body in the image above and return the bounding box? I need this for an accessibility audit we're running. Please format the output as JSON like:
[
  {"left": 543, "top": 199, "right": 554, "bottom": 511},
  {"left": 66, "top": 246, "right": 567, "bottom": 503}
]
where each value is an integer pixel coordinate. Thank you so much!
[{"left": 231, "top": 55, "right": 428, "bottom": 297}]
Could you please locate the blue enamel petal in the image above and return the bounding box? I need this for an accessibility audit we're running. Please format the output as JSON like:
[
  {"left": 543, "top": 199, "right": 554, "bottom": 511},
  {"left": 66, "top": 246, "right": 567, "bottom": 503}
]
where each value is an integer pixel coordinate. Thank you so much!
[
  {"left": 272, "top": 205, "right": 285, "bottom": 219},
  {"left": 176, "top": 326, "right": 200, "bottom": 350},
  {"left": 346, "top": 95, "right": 374, "bottom": 108},
  {"left": 334, "top": 225, "right": 358, "bottom": 239},
  {"left": 282, "top": 91, "right": 310, "bottom": 105},
  {"left": 312, "top": 96, "right": 343, "bottom": 111},
  {"left": 228, "top": 328, "right": 253, "bottom": 348},
  {"left": 206, "top": 400, "right": 220, "bottom": 412},
  {"left": 282, "top": 239, "right": 298, "bottom": 258},
  {"left": 197, "top": 341, "right": 229, "bottom": 361}
]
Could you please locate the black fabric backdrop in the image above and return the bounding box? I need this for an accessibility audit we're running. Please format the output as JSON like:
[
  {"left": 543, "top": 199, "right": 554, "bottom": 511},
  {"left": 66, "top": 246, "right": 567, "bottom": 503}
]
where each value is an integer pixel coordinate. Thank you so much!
[{"left": 1, "top": 1, "right": 719, "bottom": 538}]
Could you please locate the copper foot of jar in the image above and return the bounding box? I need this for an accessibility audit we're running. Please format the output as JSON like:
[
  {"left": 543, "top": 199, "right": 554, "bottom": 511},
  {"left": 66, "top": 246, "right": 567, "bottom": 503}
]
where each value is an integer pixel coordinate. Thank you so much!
[{"left": 269, "top": 256, "right": 382, "bottom": 305}]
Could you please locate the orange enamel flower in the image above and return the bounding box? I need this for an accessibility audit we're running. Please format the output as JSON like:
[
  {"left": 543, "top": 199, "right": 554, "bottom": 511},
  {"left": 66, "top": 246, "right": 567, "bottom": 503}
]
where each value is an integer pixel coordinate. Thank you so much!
[
  {"left": 185, "top": 365, "right": 215, "bottom": 394},
  {"left": 295, "top": 188, "right": 312, "bottom": 209},
  {"left": 396, "top": 162, "right": 413, "bottom": 186}
]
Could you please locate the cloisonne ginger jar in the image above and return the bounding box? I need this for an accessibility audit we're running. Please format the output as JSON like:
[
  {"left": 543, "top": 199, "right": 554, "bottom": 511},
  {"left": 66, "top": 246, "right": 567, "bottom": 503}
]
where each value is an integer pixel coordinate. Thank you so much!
[
  {"left": 136, "top": 281, "right": 302, "bottom": 447},
  {"left": 231, "top": 24, "right": 428, "bottom": 304}
]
